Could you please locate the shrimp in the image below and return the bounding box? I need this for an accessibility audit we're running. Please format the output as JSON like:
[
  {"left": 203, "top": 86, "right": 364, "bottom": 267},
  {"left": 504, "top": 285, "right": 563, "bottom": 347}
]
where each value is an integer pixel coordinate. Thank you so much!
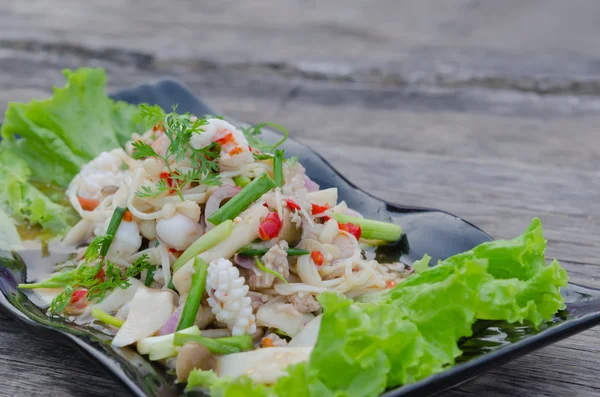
[
  {"left": 156, "top": 212, "right": 203, "bottom": 251},
  {"left": 68, "top": 149, "right": 127, "bottom": 202},
  {"left": 189, "top": 119, "right": 253, "bottom": 169}
]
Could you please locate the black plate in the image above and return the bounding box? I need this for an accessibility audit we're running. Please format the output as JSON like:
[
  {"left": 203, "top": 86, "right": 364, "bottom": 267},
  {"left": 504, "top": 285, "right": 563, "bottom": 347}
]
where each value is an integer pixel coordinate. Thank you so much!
[{"left": 1, "top": 80, "right": 600, "bottom": 397}]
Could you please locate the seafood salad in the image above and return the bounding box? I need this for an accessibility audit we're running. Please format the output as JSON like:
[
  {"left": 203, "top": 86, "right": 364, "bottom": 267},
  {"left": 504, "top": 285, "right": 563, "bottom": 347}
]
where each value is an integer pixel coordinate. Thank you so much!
[
  {"left": 20, "top": 105, "right": 406, "bottom": 379},
  {"left": 2, "top": 69, "right": 568, "bottom": 397}
]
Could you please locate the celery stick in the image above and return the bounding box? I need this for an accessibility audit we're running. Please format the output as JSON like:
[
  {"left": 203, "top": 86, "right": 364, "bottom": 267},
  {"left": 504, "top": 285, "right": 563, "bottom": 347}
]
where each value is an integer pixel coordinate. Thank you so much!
[
  {"left": 332, "top": 213, "right": 403, "bottom": 242},
  {"left": 173, "top": 220, "right": 234, "bottom": 272},
  {"left": 177, "top": 258, "right": 209, "bottom": 331},
  {"left": 207, "top": 173, "right": 275, "bottom": 226}
]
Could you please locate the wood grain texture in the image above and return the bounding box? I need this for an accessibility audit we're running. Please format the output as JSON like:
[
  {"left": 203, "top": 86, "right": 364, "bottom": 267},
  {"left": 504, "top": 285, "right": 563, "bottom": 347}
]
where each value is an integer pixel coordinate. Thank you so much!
[{"left": 1, "top": 1, "right": 600, "bottom": 396}]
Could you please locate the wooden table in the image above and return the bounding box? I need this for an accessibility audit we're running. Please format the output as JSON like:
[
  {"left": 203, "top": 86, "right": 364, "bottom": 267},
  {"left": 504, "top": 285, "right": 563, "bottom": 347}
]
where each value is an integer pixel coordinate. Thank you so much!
[{"left": 1, "top": 1, "right": 600, "bottom": 396}]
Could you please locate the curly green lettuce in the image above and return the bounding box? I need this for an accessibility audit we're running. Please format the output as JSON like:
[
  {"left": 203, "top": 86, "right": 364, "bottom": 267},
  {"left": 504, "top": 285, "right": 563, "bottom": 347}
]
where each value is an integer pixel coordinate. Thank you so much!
[
  {"left": 0, "top": 68, "right": 144, "bottom": 233},
  {"left": 188, "top": 218, "right": 568, "bottom": 397}
]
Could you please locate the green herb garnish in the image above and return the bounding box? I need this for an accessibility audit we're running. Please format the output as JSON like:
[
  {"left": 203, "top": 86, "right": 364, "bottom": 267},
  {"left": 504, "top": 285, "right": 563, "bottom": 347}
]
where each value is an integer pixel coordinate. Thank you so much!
[
  {"left": 255, "top": 258, "right": 288, "bottom": 284},
  {"left": 133, "top": 105, "right": 221, "bottom": 200},
  {"left": 242, "top": 122, "right": 289, "bottom": 153}
]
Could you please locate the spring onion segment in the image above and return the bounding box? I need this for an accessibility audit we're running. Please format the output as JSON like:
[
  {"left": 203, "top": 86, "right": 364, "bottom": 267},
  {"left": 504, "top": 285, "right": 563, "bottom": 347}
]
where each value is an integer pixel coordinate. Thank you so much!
[
  {"left": 207, "top": 173, "right": 275, "bottom": 226},
  {"left": 233, "top": 175, "right": 251, "bottom": 188},
  {"left": 137, "top": 325, "right": 201, "bottom": 361},
  {"left": 332, "top": 213, "right": 403, "bottom": 242},
  {"left": 101, "top": 206, "right": 127, "bottom": 256},
  {"left": 256, "top": 258, "right": 287, "bottom": 284},
  {"left": 273, "top": 150, "right": 284, "bottom": 188},
  {"left": 173, "top": 333, "right": 253, "bottom": 355},
  {"left": 91, "top": 308, "right": 124, "bottom": 328},
  {"left": 237, "top": 247, "right": 310, "bottom": 257},
  {"left": 177, "top": 257, "right": 209, "bottom": 331},
  {"left": 173, "top": 220, "right": 234, "bottom": 272}
]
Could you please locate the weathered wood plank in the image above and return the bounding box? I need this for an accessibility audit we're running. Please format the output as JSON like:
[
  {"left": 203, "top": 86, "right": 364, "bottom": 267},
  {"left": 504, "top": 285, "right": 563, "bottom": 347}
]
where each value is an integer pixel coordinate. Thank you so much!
[{"left": 5, "top": 0, "right": 600, "bottom": 65}]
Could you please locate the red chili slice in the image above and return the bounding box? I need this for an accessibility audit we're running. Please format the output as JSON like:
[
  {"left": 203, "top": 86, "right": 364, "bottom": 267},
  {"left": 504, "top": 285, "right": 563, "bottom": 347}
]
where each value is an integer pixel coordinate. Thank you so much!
[
  {"left": 284, "top": 199, "right": 301, "bottom": 211},
  {"left": 338, "top": 222, "right": 362, "bottom": 240},
  {"left": 258, "top": 212, "right": 282, "bottom": 240},
  {"left": 311, "top": 250, "right": 324, "bottom": 266},
  {"left": 311, "top": 203, "right": 329, "bottom": 215},
  {"left": 70, "top": 289, "right": 88, "bottom": 304}
]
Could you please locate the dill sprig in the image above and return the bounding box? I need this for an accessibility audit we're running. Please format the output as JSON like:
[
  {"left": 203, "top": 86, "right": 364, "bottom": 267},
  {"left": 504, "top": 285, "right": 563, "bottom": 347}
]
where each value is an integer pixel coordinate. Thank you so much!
[{"left": 133, "top": 105, "right": 221, "bottom": 200}]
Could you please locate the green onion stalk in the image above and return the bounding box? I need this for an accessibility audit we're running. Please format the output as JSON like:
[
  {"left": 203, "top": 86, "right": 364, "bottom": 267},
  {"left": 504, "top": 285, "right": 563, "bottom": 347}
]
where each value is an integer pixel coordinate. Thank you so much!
[
  {"left": 331, "top": 213, "right": 403, "bottom": 242},
  {"left": 207, "top": 173, "right": 276, "bottom": 226},
  {"left": 176, "top": 257, "right": 209, "bottom": 331}
]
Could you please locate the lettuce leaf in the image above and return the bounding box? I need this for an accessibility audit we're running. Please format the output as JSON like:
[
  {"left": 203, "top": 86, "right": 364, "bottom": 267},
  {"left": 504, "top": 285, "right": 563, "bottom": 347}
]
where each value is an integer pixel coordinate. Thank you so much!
[
  {"left": 0, "top": 150, "right": 77, "bottom": 233},
  {"left": 188, "top": 219, "right": 568, "bottom": 397},
  {"left": 0, "top": 68, "right": 144, "bottom": 232},
  {"left": 1, "top": 68, "right": 144, "bottom": 187}
]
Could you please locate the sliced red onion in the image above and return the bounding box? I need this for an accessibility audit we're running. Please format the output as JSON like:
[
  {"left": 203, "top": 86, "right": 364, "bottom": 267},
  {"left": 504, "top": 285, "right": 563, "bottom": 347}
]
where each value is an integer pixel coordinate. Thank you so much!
[
  {"left": 303, "top": 175, "right": 319, "bottom": 192},
  {"left": 158, "top": 304, "right": 183, "bottom": 335},
  {"left": 204, "top": 185, "right": 241, "bottom": 230},
  {"left": 234, "top": 253, "right": 257, "bottom": 269}
]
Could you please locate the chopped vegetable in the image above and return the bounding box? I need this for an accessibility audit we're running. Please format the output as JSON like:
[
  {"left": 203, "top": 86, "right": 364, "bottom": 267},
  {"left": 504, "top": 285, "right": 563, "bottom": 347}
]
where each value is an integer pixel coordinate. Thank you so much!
[
  {"left": 207, "top": 173, "right": 276, "bottom": 226},
  {"left": 100, "top": 207, "right": 127, "bottom": 256},
  {"left": 258, "top": 212, "right": 282, "bottom": 240},
  {"left": 91, "top": 308, "right": 124, "bottom": 328},
  {"left": 311, "top": 203, "right": 329, "bottom": 215},
  {"left": 273, "top": 150, "right": 284, "bottom": 187},
  {"left": 311, "top": 251, "right": 324, "bottom": 266},
  {"left": 338, "top": 222, "right": 362, "bottom": 240},
  {"left": 137, "top": 325, "right": 201, "bottom": 361},
  {"left": 255, "top": 258, "right": 288, "bottom": 284},
  {"left": 173, "top": 220, "right": 234, "bottom": 272},
  {"left": 177, "top": 257, "right": 209, "bottom": 331},
  {"left": 283, "top": 199, "right": 301, "bottom": 211},
  {"left": 173, "top": 333, "right": 253, "bottom": 355},
  {"left": 233, "top": 176, "right": 252, "bottom": 188},
  {"left": 332, "top": 213, "right": 402, "bottom": 242}
]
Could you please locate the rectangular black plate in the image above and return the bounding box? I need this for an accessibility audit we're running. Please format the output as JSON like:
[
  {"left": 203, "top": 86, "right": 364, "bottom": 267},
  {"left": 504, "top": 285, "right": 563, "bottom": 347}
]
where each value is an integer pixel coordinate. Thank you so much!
[{"left": 1, "top": 79, "right": 599, "bottom": 397}]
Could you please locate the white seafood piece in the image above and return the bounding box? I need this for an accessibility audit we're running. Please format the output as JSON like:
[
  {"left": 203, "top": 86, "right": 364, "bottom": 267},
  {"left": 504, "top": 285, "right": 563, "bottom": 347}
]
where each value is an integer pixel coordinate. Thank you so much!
[
  {"left": 288, "top": 314, "right": 323, "bottom": 348},
  {"left": 206, "top": 258, "right": 256, "bottom": 336},
  {"left": 156, "top": 213, "right": 203, "bottom": 251},
  {"left": 189, "top": 118, "right": 253, "bottom": 169},
  {"left": 69, "top": 150, "right": 127, "bottom": 201},
  {"left": 216, "top": 347, "right": 313, "bottom": 384},
  {"left": 256, "top": 296, "right": 314, "bottom": 337},
  {"left": 306, "top": 188, "right": 338, "bottom": 209},
  {"left": 112, "top": 287, "right": 176, "bottom": 347},
  {"left": 99, "top": 217, "right": 142, "bottom": 258}
]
